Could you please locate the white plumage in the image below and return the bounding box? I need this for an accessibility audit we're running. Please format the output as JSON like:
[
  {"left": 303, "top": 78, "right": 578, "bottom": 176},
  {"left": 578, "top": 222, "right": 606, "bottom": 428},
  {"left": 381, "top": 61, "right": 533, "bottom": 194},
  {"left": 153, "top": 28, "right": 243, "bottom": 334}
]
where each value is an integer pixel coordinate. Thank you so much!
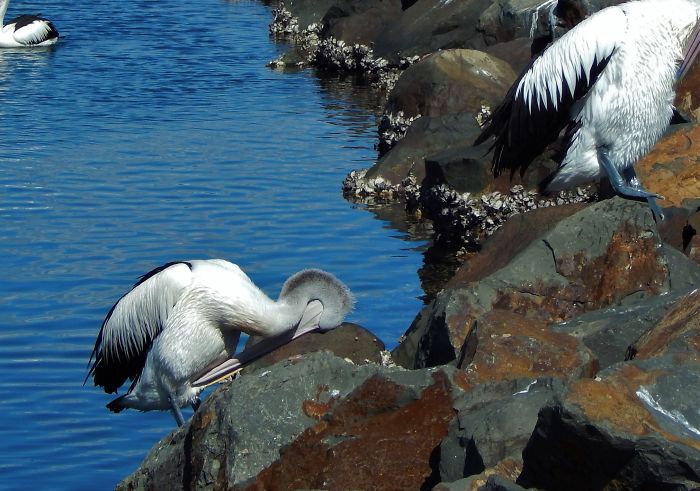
[
  {"left": 475, "top": 0, "right": 700, "bottom": 219},
  {"left": 0, "top": 0, "right": 58, "bottom": 48},
  {"left": 86, "top": 259, "right": 353, "bottom": 426}
]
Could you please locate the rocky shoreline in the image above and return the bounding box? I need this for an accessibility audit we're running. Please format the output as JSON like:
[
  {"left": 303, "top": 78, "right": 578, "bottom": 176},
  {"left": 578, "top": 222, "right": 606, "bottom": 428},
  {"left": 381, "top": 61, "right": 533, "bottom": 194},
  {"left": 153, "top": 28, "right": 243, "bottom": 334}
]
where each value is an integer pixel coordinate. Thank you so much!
[{"left": 118, "top": 0, "right": 700, "bottom": 489}]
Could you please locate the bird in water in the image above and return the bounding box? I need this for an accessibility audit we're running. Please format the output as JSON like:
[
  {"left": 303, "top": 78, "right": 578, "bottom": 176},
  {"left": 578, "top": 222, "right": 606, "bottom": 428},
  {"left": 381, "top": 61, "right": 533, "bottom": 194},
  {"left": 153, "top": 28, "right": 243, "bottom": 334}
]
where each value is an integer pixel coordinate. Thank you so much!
[
  {"left": 474, "top": 0, "right": 700, "bottom": 220},
  {"left": 0, "top": 0, "right": 58, "bottom": 47},
  {"left": 85, "top": 259, "right": 353, "bottom": 427}
]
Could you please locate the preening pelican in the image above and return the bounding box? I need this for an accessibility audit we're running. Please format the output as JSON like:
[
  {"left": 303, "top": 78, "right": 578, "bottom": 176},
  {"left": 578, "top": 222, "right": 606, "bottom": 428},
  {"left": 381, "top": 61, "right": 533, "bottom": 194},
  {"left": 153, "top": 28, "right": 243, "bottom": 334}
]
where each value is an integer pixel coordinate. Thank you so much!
[
  {"left": 85, "top": 260, "right": 353, "bottom": 426},
  {"left": 475, "top": 0, "right": 700, "bottom": 220},
  {"left": 0, "top": 0, "right": 58, "bottom": 47}
]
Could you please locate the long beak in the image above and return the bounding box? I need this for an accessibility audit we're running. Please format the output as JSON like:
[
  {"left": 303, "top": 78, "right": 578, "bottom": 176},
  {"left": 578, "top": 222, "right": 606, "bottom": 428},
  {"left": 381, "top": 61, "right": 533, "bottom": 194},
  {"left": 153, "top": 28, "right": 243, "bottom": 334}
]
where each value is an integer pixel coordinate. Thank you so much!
[
  {"left": 191, "top": 299, "right": 325, "bottom": 388},
  {"left": 679, "top": 21, "right": 700, "bottom": 80}
]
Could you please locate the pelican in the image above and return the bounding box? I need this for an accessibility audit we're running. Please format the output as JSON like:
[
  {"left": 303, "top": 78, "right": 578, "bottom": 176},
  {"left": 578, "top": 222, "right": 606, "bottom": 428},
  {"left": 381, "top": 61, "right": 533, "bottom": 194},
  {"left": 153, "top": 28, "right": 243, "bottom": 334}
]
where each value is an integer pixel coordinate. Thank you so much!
[
  {"left": 0, "top": 0, "right": 58, "bottom": 47},
  {"left": 475, "top": 0, "right": 700, "bottom": 220},
  {"left": 85, "top": 259, "right": 353, "bottom": 426}
]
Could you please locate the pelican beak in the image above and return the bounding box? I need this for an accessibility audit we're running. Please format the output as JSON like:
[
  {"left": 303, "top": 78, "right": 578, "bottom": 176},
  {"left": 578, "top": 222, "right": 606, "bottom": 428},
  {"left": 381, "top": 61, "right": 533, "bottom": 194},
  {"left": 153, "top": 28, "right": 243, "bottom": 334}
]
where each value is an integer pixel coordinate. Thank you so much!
[
  {"left": 191, "top": 300, "right": 325, "bottom": 388},
  {"left": 679, "top": 21, "right": 700, "bottom": 80}
]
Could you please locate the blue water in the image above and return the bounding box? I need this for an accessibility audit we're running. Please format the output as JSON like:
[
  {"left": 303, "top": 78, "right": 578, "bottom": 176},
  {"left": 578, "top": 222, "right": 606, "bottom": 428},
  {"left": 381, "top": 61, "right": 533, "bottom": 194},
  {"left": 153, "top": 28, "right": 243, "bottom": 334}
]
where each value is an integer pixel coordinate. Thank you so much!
[{"left": 0, "top": 0, "right": 428, "bottom": 488}]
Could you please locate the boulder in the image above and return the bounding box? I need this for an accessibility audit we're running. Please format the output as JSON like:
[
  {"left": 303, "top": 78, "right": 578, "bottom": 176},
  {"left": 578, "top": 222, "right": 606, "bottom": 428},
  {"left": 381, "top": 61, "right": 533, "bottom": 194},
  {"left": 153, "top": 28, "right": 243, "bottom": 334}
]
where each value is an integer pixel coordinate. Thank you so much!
[
  {"left": 321, "top": 0, "right": 403, "bottom": 45},
  {"left": 372, "top": 0, "right": 493, "bottom": 63},
  {"left": 518, "top": 357, "right": 700, "bottom": 490},
  {"left": 241, "top": 322, "right": 386, "bottom": 373},
  {"left": 384, "top": 49, "right": 516, "bottom": 119},
  {"left": 365, "top": 112, "right": 481, "bottom": 185},
  {"left": 116, "top": 352, "right": 467, "bottom": 490}
]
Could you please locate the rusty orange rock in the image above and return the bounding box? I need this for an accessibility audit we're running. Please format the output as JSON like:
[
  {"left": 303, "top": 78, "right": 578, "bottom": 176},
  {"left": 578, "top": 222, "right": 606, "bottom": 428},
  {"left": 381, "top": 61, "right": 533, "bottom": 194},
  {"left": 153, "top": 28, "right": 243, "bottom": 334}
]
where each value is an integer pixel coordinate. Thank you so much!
[
  {"left": 459, "top": 310, "right": 598, "bottom": 385},
  {"left": 636, "top": 124, "right": 700, "bottom": 207},
  {"left": 247, "top": 372, "right": 456, "bottom": 491}
]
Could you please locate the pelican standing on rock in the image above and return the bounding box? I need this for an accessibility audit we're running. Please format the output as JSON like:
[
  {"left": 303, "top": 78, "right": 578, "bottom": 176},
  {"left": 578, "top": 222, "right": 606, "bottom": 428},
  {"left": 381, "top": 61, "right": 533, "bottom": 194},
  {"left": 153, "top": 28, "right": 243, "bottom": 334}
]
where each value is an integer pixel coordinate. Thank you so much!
[
  {"left": 475, "top": 0, "right": 700, "bottom": 219},
  {"left": 0, "top": 0, "right": 58, "bottom": 47},
  {"left": 85, "top": 259, "right": 353, "bottom": 426}
]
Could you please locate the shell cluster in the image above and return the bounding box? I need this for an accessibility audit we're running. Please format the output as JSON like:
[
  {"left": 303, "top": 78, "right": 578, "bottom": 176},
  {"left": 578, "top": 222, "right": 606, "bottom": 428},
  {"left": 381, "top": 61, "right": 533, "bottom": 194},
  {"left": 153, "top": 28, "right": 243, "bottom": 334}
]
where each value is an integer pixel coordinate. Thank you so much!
[
  {"left": 345, "top": 167, "right": 593, "bottom": 250},
  {"left": 376, "top": 111, "right": 420, "bottom": 156},
  {"left": 267, "top": 3, "right": 418, "bottom": 91},
  {"left": 269, "top": 4, "right": 299, "bottom": 36},
  {"left": 413, "top": 183, "right": 592, "bottom": 251}
]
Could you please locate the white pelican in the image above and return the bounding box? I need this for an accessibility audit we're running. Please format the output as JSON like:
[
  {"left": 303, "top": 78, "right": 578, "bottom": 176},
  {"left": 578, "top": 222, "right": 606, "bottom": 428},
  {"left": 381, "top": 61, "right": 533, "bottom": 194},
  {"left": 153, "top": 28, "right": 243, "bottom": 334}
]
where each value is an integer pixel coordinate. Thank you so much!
[
  {"left": 85, "top": 260, "right": 353, "bottom": 426},
  {"left": 475, "top": 0, "right": 700, "bottom": 220},
  {"left": 0, "top": 0, "right": 58, "bottom": 47}
]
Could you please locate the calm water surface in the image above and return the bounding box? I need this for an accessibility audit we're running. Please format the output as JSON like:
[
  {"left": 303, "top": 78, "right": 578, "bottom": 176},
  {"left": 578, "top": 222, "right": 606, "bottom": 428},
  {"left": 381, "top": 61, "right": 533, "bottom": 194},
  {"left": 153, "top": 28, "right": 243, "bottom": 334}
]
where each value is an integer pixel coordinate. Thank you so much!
[{"left": 0, "top": 0, "right": 427, "bottom": 488}]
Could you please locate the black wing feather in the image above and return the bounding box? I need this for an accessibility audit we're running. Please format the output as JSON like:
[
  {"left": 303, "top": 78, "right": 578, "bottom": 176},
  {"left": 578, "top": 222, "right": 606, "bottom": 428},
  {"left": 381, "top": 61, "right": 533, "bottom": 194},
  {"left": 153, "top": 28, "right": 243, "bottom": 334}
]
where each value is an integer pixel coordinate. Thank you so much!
[
  {"left": 475, "top": 49, "right": 614, "bottom": 178},
  {"left": 85, "top": 261, "right": 192, "bottom": 393}
]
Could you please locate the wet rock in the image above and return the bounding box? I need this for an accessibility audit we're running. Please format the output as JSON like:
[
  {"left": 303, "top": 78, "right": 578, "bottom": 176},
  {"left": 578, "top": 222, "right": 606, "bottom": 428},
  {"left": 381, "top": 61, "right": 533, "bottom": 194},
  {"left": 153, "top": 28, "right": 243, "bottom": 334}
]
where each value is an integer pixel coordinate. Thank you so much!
[
  {"left": 636, "top": 123, "right": 700, "bottom": 208},
  {"left": 384, "top": 49, "right": 516, "bottom": 119},
  {"left": 518, "top": 358, "right": 700, "bottom": 490},
  {"left": 392, "top": 198, "right": 680, "bottom": 369}
]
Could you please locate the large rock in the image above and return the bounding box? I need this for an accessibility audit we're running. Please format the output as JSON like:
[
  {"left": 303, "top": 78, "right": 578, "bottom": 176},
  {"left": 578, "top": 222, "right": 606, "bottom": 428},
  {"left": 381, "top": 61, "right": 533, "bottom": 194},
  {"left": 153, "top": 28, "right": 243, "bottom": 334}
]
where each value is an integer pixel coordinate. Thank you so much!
[
  {"left": 393, "top": 198, "right": 694, "bottom": 369},
  {"left": 365, "top": 112, "right": 481, "bottom": 185},
  {"left": 384, "top": 49, "right": 516, "bottom": 119},
  {"left": 321, "top": 0, "right": 403, "bottom": 45},
  {"left": 116, "top": 352, "right": 466, "bottom": 490},
  {"left": 241, "top": 322, "right": 386, "bottom": 373},
  {"left": 372, "top": 0, "right": 493, "bottom": 63},
  {"left": 518, "top": 357, "right": 700, "bottom": 490}
]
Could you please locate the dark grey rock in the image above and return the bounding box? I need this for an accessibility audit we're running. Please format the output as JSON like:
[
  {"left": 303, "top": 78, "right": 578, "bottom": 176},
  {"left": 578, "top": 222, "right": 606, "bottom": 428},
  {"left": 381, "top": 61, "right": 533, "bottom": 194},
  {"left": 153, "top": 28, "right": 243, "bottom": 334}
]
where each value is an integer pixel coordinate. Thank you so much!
[
  {"left": 518, "top": 357, "right": 700, "bottom": 491},
  {"left": 440, "top": 378, "right": 566, "bottom": 481},
  {"left": 117, "top": 352, "right": 461, "bottom": 490}
]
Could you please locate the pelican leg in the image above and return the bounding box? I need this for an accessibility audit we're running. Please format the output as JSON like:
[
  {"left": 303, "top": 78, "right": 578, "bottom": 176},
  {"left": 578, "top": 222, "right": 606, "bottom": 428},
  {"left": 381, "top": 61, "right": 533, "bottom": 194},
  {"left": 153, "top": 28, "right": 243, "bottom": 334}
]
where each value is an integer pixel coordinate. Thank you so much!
[
  {"left": 168, "top": 396, "right": 185, "bottom": 427},
  {"left": 622, "top": 166, "right": 664, "bottom": 221},
  {"left": 599, "top": 153, "right": 664, "bottom": 220}
]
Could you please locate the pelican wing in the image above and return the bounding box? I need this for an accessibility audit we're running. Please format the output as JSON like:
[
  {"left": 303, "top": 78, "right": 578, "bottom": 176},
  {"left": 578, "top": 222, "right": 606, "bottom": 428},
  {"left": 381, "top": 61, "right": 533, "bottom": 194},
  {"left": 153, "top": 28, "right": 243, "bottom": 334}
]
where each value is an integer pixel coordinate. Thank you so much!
[
  {"left": 474, "top": 5, "right": 623, "bottom": 177},
  {"left": 86, "top": 261, "right": 193, "bottom": 393},
  {"left": 9, "top": 15, "right": 58, "bottom": 45}
]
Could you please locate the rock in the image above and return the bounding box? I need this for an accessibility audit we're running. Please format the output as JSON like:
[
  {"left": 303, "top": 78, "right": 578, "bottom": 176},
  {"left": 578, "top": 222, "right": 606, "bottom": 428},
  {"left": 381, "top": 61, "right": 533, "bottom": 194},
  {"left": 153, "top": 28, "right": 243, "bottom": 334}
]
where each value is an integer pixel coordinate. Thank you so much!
[
  {"left": 518, "top": 357, "right": 700, "bottom": 490},
  {"left": 321, "top": 0, "right": 403, "bottom": 45},
  {"left": 636, "top": 123, "right": 700, "bottom": 208},
  {"left": 117, "top": 352, "right": 467, "bottom": 490},
  {"left": 675, "top": 58, "right": 700, "bottom": 123},
  {"left": 365, "top": 112, "right": 482, "bottom": 185},
  {"left": 384, "top": 49, "right": 516, "bottom": 119},
  {"left": 476, "top": 0, "right": 560, "bottom": 46},
  {"left": 440, "top": 377, "right": 567, "bottom": 481},
  {"left": 248, "top": 370, "right": 456, "bottom": 489},
  {"left": 393, "top": 198, "right": 690, "bottom": 369},
  {"left": 481, "top": 38, "right": 533, "bottom": 73},
  {"left": 629, "top": 288, "right": 700, "bottom": 361},
  {"left": 551, "top": 290, "right": 693, "bottom": 370},
  {"left": 241, "top": 322, "right": 386, "bottom": 373},
  {"left": 372, "top": 0, "right": 493, "bottom": 64}
]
